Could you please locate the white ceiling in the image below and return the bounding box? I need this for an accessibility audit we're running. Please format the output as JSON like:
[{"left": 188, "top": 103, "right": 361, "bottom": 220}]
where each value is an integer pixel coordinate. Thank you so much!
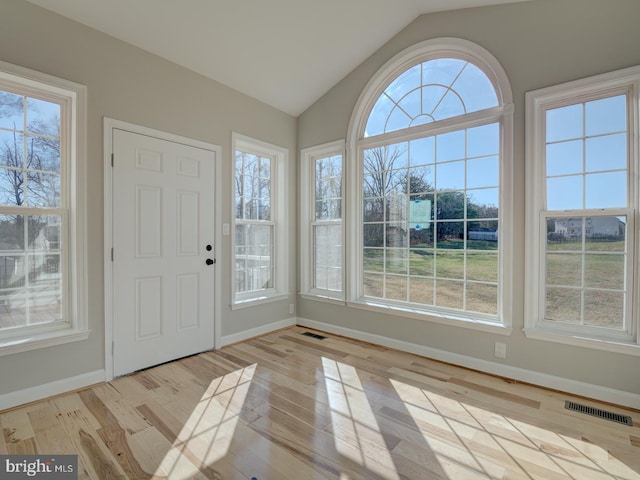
[{"left": 25, "top": 0, "right": 531, "bottom": 116}]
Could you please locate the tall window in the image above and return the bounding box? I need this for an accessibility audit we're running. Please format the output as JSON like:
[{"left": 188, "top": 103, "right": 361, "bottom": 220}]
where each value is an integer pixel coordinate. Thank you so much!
[
  {"left": 526, "top": 66, "right": 639, "bottom": 351},
  {"left": 233, "top": 133, "right": 288, "bottom": 305},
  {"left": 348, "top": 39, "right": 513, "bottom": 329},
  {"left": 0, "top": 61, "right": 87, "bottom": 354},
  {"left": 300, "top": 141, "right": 344, "bottom": 300}
]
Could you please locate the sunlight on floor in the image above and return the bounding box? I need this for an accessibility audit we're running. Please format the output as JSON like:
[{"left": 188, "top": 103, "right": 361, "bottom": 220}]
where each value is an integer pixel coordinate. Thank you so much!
[
  {"left": 153, "top": 363, "right": 256, "bottom": 479},
  {"left": 390, "top": 379, "right": 640, "bottom": 480},
  {"left": 322, "top": 357, "right": 401, "bottom": 480}
]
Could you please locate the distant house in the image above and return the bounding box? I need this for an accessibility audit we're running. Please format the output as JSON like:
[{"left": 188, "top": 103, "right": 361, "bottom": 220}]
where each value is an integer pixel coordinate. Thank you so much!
[{"left": 553, "top": 217, "right": 624, "bottom": 239}]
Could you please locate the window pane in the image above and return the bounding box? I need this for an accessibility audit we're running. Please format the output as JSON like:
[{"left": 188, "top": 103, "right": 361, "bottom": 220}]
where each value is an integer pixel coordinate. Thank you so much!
[
  {"left": 409, "top": 137, "right": 435, "bottom": 166},
  {"left": 314, "top": 224, "right": 342, "bottom": 291},
  {"left": 467, "top": 188, "right": 499, "bottom": 218},
  {"left": 584, "top": 290, "right": 624, "bottom": 329},
  {"left": 547, "top": 104, "right": 583, "bottom": 142},
  {"left": 585, "top": 217, "right": 625, "bottom": 251},
  {"left": 386, "top": 248, "right": 407, "bottom": 274},
  {"left": 385, "top": 275, "right": 407, "bottom": 301},
  {"left": 546, "top": 252, "right": 582, "bottom": 287},
  {"left": 467, "top": 123, "right": 499, "bottom": 158},
  {"left": 365, "top": 94, "right": 393, "bottom": 138},
  {"left": 385, "top": 64, "right": 421, "bottom": 102},
  {"left": 399, "top": 89, "right": 421, "bottom": 119},
  {"left": 409, "top": 276, "right": 434, "bottom": 304},
  {"left": 468, "top": 220, "right": 499, "bottom": 249},
  {"left": 466, "top": 282, "right": 497, "bottom": 315},
  {"left": 436, "top": 161, "right": 464, "bottom": 190},
  {"left": 547, "top": 175, "right": 582, "bottom": 210},
  {"left": 436, "top": 130, "right": 465, "bottom": 162},
  {"left": 452, "top": 63, "right": 498, "bottom": 112},
  {"left": 585, "top": 171, "right": 626, "bottom": 209},
  {"left": 234, "top": 223, "right": 272, "bottom": 293},
  {"left": 364, "top": 272, "right": 383, "bottom": 297},
  {"left": 435, "top": 221, "right": 464, "bottom": 247},
  {"left": 363, "top": 249, "right": 384, "bottom": 272},
  {"left": 0, "top": 91, "right": 24, "bottom": 130},
  {"left": 435, "top": 250, "right": 464, "bottom": 279},
  {"left": 432, "top": 90, "right": 465, "bottom": 120},
  {"left": 585, "top": 95, "right": 626, "bottom": 136},
  {"left": 0, "top": 214, "right": 62, "bottom": 328},
  {"left": 27, "top": 172, "right": 60, "bottom": 207},
  {"left": 467, "top": 156, "right": 498, "bottom": 188},
  {"left": 585, "top": 133, "right": 626, "bottom": 172},
  {"left": 409, "top": 249, "right": 433, "bottom": 276},
  {"left": 545, "top": 287, "right": 581, "bottom": 323},
  {"left": 546, "top": 140, "right": 583, "bottom": 177},
  {"left": 436, "top": 279, "right": 464, "bottom": 309},
  {"left": 436, "top": 192, "right": 465, "bottom": 220},
  {"left": 0, "top": 131, "right": 24, "bottom": 168},
  {"left": 466, "top": 252, "right": 497, "bottom": 282},
  {"left": 584, "top": 254, "right": 624, "bottom": 290},
  {"left": 26, "top": 98, "right": 60, "bottom": 134}
]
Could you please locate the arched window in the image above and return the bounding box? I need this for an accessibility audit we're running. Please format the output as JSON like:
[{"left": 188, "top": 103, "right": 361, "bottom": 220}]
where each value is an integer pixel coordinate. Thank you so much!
[{"left": 347, "top": 38, "right": 513, "bottom": 329}]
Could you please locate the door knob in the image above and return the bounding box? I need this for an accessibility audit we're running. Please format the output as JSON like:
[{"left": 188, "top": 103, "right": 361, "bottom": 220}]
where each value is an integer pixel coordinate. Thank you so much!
[
  {"left": 206, "top": 245, "right": 212, "bottom": 251},
  {"left": 206, "top": 258, "right": 215, "bottom": 265}
]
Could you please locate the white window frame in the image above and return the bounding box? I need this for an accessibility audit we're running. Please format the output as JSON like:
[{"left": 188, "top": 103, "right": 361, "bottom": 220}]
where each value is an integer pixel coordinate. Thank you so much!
[
  {"left": 0, "top": 60, "right": 88, "bottom": 356},
  {"left": 232, "top": 133, "right": 288, "bottom": 307},
  {"left": 300, "top": 139, "right": 345, "bottom": 302},
  {"left": 525, "top": 65, "right": 640, "bottom": 355},
  {"left": 346, "top": 37, "right": 514, "bottom": 335}
]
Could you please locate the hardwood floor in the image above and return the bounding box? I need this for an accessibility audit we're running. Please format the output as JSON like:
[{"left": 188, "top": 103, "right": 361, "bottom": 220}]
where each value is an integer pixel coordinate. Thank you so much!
[{"left": 1, "top": 325, "right": 639, "bottom": 479}]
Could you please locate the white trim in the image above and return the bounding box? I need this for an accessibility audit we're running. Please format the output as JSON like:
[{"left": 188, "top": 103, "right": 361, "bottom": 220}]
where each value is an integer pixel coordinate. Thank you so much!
[
  {"left": 103, "top": 118, "right": 222, "bottom": 380},
  {"left": 297, "top": 318, "right": 640, "bottom": 410},
  {"left": 0, "top": 60, "right": 88, "bottom": 354},
  {"left": 219, "top": 317, "right": 296, "bottom": 346},
  {"left": 0, "top": 329, "right": 90, "bottom": 357},
  {"left": 0, "top": 369, "right": 104, "bottom": 412},
  {"left": 231, "top": 132, "right": 289, "bottom": 304},
  {"left": 230, "top": 293, "right": 289, "bottom": 310},
  {"left": 346, "top": 300, "right": 512, "bottom": 336},
  {"left": 524, "top": 66, "right": 640, "bottom": 347},
  {"left": 346, "top": 37, "right": 514, "bottom": 328},
  {"left": 300, "top": 139, "right": 345, "bottom": 299}
]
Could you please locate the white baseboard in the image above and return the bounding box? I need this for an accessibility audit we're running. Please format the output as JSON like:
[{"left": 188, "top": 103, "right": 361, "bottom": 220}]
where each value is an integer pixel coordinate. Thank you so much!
[
  {"left": 297, "top": 318, "right": 640, "bottom": 410},
  {"left": 220, "top": 317, "right": 297, "bottom": 347},
  {"left": 0, "top": 369, "right": 105, "bottom": 412}
]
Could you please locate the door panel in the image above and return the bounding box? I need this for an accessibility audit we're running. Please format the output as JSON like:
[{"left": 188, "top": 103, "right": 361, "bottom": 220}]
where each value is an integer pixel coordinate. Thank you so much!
[{"left": 112, "top": 129, "right": 215, "bottom": 376}]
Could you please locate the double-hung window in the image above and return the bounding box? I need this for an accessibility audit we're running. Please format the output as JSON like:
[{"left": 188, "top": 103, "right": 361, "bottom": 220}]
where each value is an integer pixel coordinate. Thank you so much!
[
  {"left": 0, "top": 61, "right": 87, "bottom": 354},
  {"left": 525, "top": 66, "right": 640, "bottom": 353},
  {"left": 347, "top": 39, "right": 513, "bottom": 330},
  {"left": 300, "top": 140, "right": 344, "bottom": 300},
  {"left": 232, "top": 133, "right": 288, "bottom": 305}
]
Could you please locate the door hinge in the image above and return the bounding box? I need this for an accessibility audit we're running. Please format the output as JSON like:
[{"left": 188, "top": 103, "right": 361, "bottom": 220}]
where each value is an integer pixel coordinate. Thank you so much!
[
  {"left": 112, "top": 340, "right": 115, "bottom": 355},
  {"left": 111, "top": 247, "right": 114, "bottom": 261},
  {"left": 111, "top": 153, "right": 114, "bottom": 167}
]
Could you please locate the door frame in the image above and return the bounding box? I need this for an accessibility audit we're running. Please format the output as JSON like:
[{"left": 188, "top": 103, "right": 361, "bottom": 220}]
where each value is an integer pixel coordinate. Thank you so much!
[{"left": 103, "top": 118, "right": 222, "bottom": 381}]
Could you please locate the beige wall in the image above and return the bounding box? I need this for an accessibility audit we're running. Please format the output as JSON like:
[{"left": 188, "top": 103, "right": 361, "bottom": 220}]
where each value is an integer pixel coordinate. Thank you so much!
[
  {"left": 298, "top": 0, "right": 640, "bottom": 397},
  {"left": 0, "top": 0, "right": 297, "bottom": 395}
]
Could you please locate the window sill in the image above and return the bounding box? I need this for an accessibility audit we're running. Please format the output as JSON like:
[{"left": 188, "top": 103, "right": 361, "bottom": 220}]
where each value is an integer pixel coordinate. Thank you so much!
[
  {"left": 348, "top": 299, "right": 512, "bottom": 336},
  {"left": 0, "top": 327, "right": 90, "bottom": 357},
  {"left": 523, "top": 328, "right": 640, "bottom": 356},
  {"left": 231, "top": 293, "right": 290, "bottom": 310},
  {"left": 299, "top": 292, "right": 346, "bottom": 306}
]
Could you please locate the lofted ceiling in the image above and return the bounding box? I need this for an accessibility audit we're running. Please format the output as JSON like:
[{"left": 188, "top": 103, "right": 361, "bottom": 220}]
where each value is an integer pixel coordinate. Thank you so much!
[{"left": 25, "top": 0, "right": 532, "bottom": 116}]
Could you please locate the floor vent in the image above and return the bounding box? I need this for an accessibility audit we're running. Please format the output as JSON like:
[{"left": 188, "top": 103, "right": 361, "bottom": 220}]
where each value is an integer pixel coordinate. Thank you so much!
[
  {"left": 301, "top": 331, "right": 327, "bottom": 340},
  {"left": 564, "top": 401, "right": 633, "bottom": 426}
]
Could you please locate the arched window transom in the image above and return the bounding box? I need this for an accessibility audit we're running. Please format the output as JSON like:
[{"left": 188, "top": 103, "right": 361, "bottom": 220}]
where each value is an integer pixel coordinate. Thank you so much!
[{"left": 365, "top": 58, "right": 499, "bottom": 137}]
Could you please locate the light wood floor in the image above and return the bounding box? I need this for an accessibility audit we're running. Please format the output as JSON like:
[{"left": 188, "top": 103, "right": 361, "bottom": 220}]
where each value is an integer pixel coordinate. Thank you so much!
[{"left": 1, "top": 326, "right": 639, "bottom": 479}]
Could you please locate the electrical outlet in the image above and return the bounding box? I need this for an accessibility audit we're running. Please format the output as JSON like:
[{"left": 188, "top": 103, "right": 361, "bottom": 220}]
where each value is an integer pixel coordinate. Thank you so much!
[
  {"left": 289, "top": 303, "right": 295, "bottom": 315},
  {"left": 494, "top": 342, "right": 506, "bottom": 359}
]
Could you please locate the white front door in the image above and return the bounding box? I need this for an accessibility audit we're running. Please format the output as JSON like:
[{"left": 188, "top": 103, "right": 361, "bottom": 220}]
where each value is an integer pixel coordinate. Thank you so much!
[{"left": 111, "top": 129, "right": 216, "bottom": 376}]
